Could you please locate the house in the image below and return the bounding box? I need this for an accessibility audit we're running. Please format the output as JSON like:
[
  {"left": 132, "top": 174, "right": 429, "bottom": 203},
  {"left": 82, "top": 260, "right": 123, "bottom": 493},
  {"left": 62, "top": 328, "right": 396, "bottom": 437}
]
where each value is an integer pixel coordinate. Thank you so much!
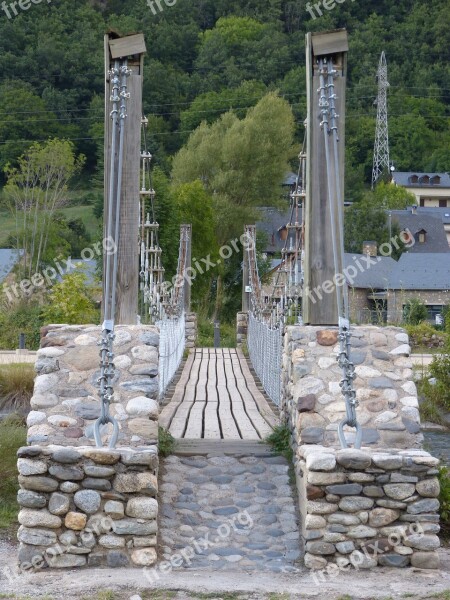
[
  {"left": 391, "top": 172, "right": 450, "bottom": 207},
  {"left": 345, "top": 251, "right": 450, "bottom": 324},
  {"left": 389, "top": 208, "right": 450, "bottom": 253},
  {"left": 257, "top": 207, "right": 297, "bottom": 255}
]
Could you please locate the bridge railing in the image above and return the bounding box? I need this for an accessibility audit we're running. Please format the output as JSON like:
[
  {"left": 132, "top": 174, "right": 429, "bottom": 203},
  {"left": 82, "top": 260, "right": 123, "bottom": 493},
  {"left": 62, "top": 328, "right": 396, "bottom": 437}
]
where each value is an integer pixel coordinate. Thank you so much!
[
  {"left": 158, "top": 311, "right": 186, "bottom": 397},
  {"left": 247, "top": 311, "right": 282, "bottom": 407}
]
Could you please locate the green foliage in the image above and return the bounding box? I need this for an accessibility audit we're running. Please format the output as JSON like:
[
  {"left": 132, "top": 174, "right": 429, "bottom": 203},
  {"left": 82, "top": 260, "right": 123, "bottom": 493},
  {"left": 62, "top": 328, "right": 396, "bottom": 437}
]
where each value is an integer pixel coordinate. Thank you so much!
[
  {"left": 172, "top": 93, "right": 296, "bottom": 246},
  {"left": 344, "top": 200, "right": 404, "bottom": 259},
  {"left": 197, "top": 320, "right": 236, "bottom": 348},
  {"left": 4, "top": 138, "right": 85, "bottom": 278},
  {"left": 403, "top": 298, "right": 429, "bottom": 325},
  {"left": 0, "top": 364, "right": 35, "bottom": 415},
  {"left": 405, "top": 322, "right": 446, "bottom": 350},
  {"left": 41, "top": 271, "right": 98, "bottom": 325},
  {"left": 438, "top": 466, "right": 450, "bottom": 539},
  {"left": 0, "top": 415, "right": 26, "bottom": 529},
  {"left": 428, "top": 353, "right": 450, "bottom": 411},
  {"left": 158, "top": 427, "right": 176, "bottom": 457},
  {"left": 368, "top": 182, "right": 416, "bottom": 209},
  {"left": 265, "top": 424, "right": 293, "bottom": 464},
  {"left": 0, "top": 296, "right": 44, "bottom": 351}
]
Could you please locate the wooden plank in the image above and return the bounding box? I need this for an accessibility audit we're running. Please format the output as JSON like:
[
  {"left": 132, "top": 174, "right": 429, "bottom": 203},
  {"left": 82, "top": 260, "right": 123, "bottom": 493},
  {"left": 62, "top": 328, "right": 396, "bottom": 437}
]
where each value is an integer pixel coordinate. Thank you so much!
[
  {"left": 174, "top": 439, "right": 275, "bottom": 456},
  {"left": 223, "top": 354, "right": 260, "bottom": 440},
  {"left": 184, "top": 403, "right": 205, "bottom": 438},
  {"left": 204, "top": 353, "right": 221, "bottom": 439},
  {"left": 109, "top": 34, "right": 147, "bottom": 59}
]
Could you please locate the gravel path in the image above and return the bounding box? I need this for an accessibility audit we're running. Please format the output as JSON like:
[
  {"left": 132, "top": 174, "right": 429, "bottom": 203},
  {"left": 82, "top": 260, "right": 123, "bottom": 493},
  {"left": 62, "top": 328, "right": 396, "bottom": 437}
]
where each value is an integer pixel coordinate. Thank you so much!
[{"left": 159, "top": 453, "right": 302, "bottom": 572}]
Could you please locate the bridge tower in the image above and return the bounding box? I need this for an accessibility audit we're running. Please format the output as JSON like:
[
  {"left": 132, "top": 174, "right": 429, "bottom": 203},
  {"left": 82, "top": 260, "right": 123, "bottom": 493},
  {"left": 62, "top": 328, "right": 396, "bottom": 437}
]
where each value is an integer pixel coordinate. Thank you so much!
[{"left": 303, "top": 30, "right": 348, "bottom": 326}]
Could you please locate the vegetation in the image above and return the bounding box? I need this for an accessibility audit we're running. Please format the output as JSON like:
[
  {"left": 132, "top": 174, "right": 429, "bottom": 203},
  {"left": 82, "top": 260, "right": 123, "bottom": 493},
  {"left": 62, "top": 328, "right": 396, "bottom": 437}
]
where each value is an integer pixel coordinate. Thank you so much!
[
  {"left": 265, "top": 424, "right": 293, "bottom": 464},
  {"left": 0, "top": 0, "right": 449, "bottom": 329},
  {"left": 158, "top": 426, "right": 176, "bottom": 457},
  {"left": 417, "top": 311, "right": 450, "bottom": 425},
  {"left": 0, "top": 415, "right": 26, "bottom": 529},
  {"left": 403, "top": 298, "right": 429, "bottom": 325},
  {"left": 0, "top": 364, "right": 34, "bottom": 415},
  {"left": 197, "top": 320, "right": 236, "bottom": 348},
  {"left": 4, "top": 139, "right": 85, "bottom": 279},
  {"left": 406, "top": 322, "right": 446, "bottom": 351},
  {"left": 0, "top": 296, "right": 44, "bottom": 350},
  {"left": 41, "top": 271, "right": 99, "bottom": 325},
  {"left": 438, "top": 466, "right": 450, "bottom": 540}
]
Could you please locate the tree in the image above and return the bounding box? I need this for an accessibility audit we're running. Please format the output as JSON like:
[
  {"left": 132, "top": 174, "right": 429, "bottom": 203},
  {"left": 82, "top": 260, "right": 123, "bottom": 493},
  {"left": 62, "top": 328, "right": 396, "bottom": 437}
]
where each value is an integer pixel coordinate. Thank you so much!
[
  {"left": 173, "top": 181, "right": 220, "bottom": 315},
  {"left": 41, "top": 271, "right": 98, "bottom": 325},
  {"left": 368, "top": 181, "right": 416, "bottom": 209},
  {"left": 344, "top": 200, "right": 405, "bottom": 259},
  {"left": 173, "top": 92, "right": 296, "bottom": 245},
  {"left": 172, "top": 93, "right": 295, "bottom": 317},
  {"left": 4, "top": 139, "right": 85, "bottom": 279}
]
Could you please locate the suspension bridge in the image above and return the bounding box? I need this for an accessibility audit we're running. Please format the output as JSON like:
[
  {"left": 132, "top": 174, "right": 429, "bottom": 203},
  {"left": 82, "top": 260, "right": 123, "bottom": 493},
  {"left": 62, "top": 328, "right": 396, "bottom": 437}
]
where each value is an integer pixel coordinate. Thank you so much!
[
  {"left": 15, "top": 29, "right": 440, "bottom": 578},
  {"left": 93, "top": 29, "right": 361, "bottom": 451}
]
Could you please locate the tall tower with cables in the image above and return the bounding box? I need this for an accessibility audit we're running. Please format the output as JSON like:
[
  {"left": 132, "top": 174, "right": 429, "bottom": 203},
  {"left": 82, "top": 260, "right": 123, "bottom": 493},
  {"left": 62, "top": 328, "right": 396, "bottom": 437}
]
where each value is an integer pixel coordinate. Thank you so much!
[{"left": 371, "top": 51, "right": 390, "bottom": 189}]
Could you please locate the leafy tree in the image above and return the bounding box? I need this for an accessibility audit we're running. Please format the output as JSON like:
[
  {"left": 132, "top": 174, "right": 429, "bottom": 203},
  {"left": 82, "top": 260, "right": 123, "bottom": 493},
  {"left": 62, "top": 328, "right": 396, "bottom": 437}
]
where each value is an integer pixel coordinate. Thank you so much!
[
  {"left": 367, "top": 182, "right": 416, "bottom": 209},
  {"left": 41, "top": 271, "right": 98, "bottom": 325},
  {"left": 173, "top": 92, "right": 296, "bottom": 245},
  {"left": 344, "top": 200, "right": 404, "bottom": 259},
  {"left": 4, "top": 139, "right": 85, "bottom": 278},
  {"left": 173, "top": 181, "right": 220, "bottom": 315}
]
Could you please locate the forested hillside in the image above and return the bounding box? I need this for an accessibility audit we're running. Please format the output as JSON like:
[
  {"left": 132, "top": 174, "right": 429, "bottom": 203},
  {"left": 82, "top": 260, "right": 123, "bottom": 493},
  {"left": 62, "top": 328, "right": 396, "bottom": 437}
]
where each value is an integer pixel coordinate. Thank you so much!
[{"left": 0, "top": 0, "right": 449, "bottom": 195}]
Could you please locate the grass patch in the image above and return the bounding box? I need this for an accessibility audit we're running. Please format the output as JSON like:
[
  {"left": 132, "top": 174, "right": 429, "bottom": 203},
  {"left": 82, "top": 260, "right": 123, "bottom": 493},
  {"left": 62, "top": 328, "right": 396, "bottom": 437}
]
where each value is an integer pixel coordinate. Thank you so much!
[
  {"left": 159, "top": 426, "right": 176, "bottom": 457},
  {"left": 197, "top": 320, "right": 236, "bottom": 348},
  {"left": 140, "top": 592, "right": 177, "bottom": 600},
  {"left": 430, "top": 592, "right": 450, "bottom": 600},
  {"left": 268, "top": 595, "right": 291, "bottom": 600},
  {"left": 190, "top": 594, "right": 244, "bottom": 600},
  {"left": 0, "top": 414, "right": 26, "bottom": 529},
  {"left": 0, "top": 363, "right": 35, "bottom": 415},
  {"left": 265, "top": 424, "right": 293, "bottom": 463}
]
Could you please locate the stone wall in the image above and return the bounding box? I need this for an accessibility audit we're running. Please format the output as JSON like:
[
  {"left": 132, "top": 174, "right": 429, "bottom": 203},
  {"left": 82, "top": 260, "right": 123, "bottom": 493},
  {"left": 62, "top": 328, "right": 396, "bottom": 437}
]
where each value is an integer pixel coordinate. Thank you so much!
[
  {"left": 281, "top": 325, "right": 422, "bottom": 451},
  {"left": 185, "top": 312, "right": 197, "bottom": 349},
  {"left": 17, "top": 445, "right": 158, "bottom": 570},
  {"left": 236, "top": 311, "right": 248, "bottom": 347},
  {"left": 19, "top": 324, "right": 161, "bottom": 571},
  {"left": 298, "top": 445, "right": 441, "bottom": 571},
  {"left": 30, "top": 324, "right": 160, "bottom": 447}
]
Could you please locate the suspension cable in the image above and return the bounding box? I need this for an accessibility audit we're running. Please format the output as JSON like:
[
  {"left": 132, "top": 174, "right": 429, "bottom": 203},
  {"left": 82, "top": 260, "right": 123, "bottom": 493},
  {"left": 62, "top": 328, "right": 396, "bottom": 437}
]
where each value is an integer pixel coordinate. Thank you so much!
[
  {"left": 94, "top": 59, "right": 131, "bottom": 449},
  {"left": 317, "top": 57, "right": 361, "bottom": 450}
]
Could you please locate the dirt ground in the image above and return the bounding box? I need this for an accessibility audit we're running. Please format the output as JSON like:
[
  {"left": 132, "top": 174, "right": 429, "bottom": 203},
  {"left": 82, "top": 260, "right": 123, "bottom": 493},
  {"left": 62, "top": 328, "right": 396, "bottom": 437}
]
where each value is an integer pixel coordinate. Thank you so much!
[{"left": 0, "top": 535, "right": 449, "bottom": 600}]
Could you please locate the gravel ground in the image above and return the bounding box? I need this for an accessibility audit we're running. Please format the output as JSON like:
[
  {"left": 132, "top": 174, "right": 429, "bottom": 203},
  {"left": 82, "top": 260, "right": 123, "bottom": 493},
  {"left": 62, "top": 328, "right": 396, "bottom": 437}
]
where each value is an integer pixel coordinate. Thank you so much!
[{"left": 0, "top": 536, "right": 449, "bottom": 600}]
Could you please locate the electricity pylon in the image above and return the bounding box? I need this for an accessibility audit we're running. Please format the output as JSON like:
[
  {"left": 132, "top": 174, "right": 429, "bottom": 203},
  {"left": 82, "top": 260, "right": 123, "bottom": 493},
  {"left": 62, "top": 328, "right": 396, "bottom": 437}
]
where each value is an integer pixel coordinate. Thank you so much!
[{"left": 371, "top": 52, "right": 390, "bottom": 189}]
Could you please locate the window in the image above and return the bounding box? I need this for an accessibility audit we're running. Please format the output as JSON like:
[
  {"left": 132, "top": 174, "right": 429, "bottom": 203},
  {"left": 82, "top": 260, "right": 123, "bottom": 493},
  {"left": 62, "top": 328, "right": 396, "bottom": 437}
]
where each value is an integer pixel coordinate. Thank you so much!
[
  {"left": 409, "top": 175, "right": 419, "bottom": 184},
  {"left": 431, "top": 175, "right": 441, "bottom": 185},
  {"left": 418, "top": 229, "right": 427, "bottom": 243},
  {"left": 426, "top": 305, "right": 444, "bottom": 320},
  {"left": 419, "top": 175, "right": 430, "bottom": 184},
  {"left": 439, "top": 199, "right": 448, "bottom": 208}
]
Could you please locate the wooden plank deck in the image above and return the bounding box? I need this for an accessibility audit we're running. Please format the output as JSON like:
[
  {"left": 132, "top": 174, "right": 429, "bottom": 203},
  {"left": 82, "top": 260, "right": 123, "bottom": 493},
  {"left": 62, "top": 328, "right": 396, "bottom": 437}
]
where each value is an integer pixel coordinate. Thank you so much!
[{"left": 160, "top": 348, "right": 278, "bottom": 440}]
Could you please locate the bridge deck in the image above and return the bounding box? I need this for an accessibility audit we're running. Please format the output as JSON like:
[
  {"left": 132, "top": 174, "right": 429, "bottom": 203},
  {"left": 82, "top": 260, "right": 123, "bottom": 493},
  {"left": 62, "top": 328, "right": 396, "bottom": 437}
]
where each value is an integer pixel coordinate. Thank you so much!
[{"left": 160, "top": 348, "right": 278, "bottom": 440}]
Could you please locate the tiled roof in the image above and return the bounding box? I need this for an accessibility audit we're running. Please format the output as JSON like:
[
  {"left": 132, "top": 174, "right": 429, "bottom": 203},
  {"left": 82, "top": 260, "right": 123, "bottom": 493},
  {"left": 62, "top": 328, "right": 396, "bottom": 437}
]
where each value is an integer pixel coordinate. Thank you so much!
[
  {"left": 392, "top": 172, "right": 450, "bottom": 188},
  {"left": 389, "top": 210, "right": 449, "bottom": 253}
]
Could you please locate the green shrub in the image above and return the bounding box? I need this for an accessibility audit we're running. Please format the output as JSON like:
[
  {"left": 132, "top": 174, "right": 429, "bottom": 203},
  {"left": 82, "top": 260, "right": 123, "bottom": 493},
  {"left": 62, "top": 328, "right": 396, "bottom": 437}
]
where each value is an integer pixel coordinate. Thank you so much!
[
  {"left": 403, "top": 298, "right": 428, "bottom": 325},
  {"left": 265, "top": 424, "right": 293, "bottom": 463},
  {"left": 158, "top": 426, "right": 176, "bottom": 457},
  {"left": 197, "top": 320, "right": 236, "bottom": 348},
  {"left": 41, "top": 271, "right": 99, "bottom": 325},
  {"left": 0, "top": 414, "right": 26, "bottom": 529},
  {"left": 0, "top": 363, "right": 35, "bottom": 415},
  {"left": 0, "top": 298, "right": 44, "bottom": 350},
  {"left": 405, "top": 322, "right": 446, "bottom": 350},
  {"left": 438, "top": 466, "right": 450, "bottom": 540}
]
